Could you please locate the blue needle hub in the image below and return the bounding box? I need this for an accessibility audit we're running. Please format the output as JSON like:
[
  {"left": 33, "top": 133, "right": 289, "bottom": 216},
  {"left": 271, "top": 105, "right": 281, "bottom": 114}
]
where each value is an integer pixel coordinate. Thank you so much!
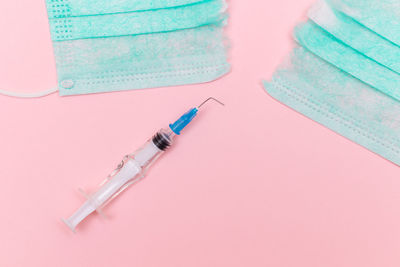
[{"left": 169, "top": 108, "right": 199, "bottom": 135}]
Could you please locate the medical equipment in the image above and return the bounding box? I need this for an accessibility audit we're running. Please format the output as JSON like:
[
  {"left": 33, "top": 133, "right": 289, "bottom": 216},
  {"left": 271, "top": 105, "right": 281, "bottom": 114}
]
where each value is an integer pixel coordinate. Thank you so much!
[
  {"left": 62, "top": 97, "right": 224, "bottom": 232},
  {"left": 0, "top": 1, "right": 230, "bottom": 98},
  {"left": 45, "top": 0, "right": 229, "bottom": 96},
  {"left": 263, "top": 0, "right": 400, "bottom": 166}
]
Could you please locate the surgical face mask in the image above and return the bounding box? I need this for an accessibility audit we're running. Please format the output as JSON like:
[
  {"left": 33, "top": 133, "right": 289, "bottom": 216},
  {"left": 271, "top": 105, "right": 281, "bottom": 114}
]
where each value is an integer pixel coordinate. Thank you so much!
[
  {"left": 326, "top": 0, "right": 400, "bottom": 46},
  {"left": 264, "top": 47, "right": 400, "bottom": 166},
  {"left": 294, "top": 21, "right": 400, "bottom": 102},
  {"left": 1, "top": 0, "right": 229, "bottom": 97},
  {"left": 308, "top": 0, "right": 400, "bottom": 74}
]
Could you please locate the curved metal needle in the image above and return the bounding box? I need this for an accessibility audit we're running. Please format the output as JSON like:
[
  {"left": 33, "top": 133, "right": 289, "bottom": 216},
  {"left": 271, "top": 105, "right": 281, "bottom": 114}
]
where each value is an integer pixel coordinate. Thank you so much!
[{"left": 198, "top": 97, "right": 225, "bottom": 109}]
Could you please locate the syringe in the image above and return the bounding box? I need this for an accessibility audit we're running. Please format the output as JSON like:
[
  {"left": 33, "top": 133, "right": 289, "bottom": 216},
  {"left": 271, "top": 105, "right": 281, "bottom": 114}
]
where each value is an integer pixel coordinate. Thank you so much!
[{"left": 62, "top": 97, "right": 224, "bottom": 232}]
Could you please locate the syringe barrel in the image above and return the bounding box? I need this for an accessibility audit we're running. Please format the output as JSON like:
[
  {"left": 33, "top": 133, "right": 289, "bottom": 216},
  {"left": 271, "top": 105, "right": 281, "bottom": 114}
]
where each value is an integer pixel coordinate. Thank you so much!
[
  {"left": 93, "top": 128, "right": 175, "bottom": 205},
  {"left": 91, "top": 159, "right": 142, "bottom": 207},
  {"left": 63, "top": 129, "right": 175, "bottom": 232}
]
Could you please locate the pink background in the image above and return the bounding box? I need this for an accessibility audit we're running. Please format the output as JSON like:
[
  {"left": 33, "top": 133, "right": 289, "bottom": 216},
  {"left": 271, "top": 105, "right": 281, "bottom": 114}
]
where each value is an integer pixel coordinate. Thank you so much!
[{"left": 1, "top": 0, "right": 400, "bottom": 266}]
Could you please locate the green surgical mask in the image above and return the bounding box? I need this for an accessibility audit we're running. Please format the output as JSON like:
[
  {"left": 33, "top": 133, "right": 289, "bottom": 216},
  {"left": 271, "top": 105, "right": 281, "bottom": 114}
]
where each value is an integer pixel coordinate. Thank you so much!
[
  {"left": 46, "top": 0, "right": 230, "bottom": 96},
  {"left": 0, "top": 0, "right": 229, "bottom": 97},
  {"left": 308, "top": 0, "right": 400, "bottom": 74},
  {"left": 264, "top": 47, "right": 400, "bottom": 166},
  {"left": 294, "top": 21, "right": 400, "bottom": 101}
]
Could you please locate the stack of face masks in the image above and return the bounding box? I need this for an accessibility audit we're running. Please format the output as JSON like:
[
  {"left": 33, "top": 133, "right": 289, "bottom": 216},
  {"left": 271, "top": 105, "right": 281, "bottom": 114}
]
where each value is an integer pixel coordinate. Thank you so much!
[
  {"left": 45, "top": 0, "right": 230, "bottom": 96},
  {"left": 264, "top": 0, "right": 400, "bottom": 165}
]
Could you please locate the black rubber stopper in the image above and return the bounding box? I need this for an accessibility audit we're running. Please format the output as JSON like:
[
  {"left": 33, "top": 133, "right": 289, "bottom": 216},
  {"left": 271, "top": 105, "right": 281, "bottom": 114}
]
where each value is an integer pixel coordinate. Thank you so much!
[{"left": 152, "top": 131, "right": 171, "bottom": 151}]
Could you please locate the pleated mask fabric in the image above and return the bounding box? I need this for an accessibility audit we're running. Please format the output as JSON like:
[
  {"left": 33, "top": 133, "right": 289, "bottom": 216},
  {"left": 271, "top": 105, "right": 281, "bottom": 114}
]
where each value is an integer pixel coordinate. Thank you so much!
[
  {"left": 309, "top": 0, "right": 400, "bottom": 74},
  {"left": 264, "top": 47, "right": 400, "bottom": 166},
  {"left": 45, "top": 0, "right": 230, "bottom": 96},
  {"left": 264, "top": 0, "right": 400, "bottom": 166},
  {"left": 47, "top": 0, "right": 226, "bottom": 41},
  {"left": 46, "top": 0, "right": 206, "bottom": 18},
  {"left": 326, "top": 0, "right": 400, "bottom": 46},
  {"left": 53, "top": 25, "right": 229, "bottom": 96},
  {"left": 294, "top": 21, "right": 400, "bottom": 101}
]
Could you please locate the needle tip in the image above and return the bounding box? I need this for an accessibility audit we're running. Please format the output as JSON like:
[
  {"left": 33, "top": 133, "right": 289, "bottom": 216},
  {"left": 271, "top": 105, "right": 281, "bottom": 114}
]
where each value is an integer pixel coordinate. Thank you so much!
[{"left": 198, "top": 97, "right": 225, "bottom": 109}]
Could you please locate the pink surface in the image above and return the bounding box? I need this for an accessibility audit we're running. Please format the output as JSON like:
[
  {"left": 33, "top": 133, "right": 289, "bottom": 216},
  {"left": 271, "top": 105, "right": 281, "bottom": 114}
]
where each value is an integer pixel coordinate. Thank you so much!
[{"left": 1, "top": 1, "right": 400, "bottom": 266}]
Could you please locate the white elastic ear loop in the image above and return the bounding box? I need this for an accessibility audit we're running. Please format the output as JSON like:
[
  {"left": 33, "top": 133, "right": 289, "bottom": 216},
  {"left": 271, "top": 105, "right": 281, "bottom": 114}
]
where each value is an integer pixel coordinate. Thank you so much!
[{"left": 0, "top": 87, "right": 58, "bottom": 98}]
